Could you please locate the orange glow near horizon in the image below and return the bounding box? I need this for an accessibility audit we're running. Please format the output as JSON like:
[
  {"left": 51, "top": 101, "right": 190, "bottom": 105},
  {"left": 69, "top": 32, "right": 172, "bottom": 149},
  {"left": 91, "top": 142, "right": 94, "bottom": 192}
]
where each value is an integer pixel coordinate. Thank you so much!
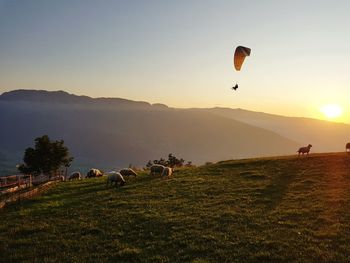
[{"left": 320, "top": 104, "right": 343, "bottom": 121}]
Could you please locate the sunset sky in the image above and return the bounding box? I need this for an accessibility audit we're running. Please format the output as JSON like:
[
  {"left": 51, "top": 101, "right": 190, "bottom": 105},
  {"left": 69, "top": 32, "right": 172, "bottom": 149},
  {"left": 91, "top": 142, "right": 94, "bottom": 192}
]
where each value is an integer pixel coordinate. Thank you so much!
[{"left": 0, "top": 0, "right": 349, "bottom": 122}]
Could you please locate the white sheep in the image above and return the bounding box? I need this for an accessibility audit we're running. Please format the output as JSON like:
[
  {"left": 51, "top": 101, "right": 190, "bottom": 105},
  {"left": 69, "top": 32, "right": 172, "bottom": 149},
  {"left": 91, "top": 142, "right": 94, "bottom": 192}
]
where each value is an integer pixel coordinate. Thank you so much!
[
  {"left": 346, "top": 142, "right": 350, "bottom": 152},
  {"left": 106, "top": 171, "right": 126, "bottom": 187},
  {"left": 161, "top": 167, "right": 173, "bottom": 177},
  {"left": 68, "top": 172, "right": 81, "bottom": 180},
  {"left": 86, "top": 168, "right": 103, "bottom": 178},
  {"left": 297, "top": 144, "right": 312, "bottom": 155},
  {"left": 149, "top": 164, "right": 165, "bottom": 176},
  {"left": 119, "top": 168, "right": 137, "bottom": 177}
]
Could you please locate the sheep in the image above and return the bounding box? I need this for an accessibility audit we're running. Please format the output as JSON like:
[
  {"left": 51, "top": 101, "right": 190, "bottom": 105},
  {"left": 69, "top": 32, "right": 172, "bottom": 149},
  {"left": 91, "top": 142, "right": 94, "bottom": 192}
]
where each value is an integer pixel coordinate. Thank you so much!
[
  {"left": 150, "top": 164, "right": 165, "bottom": 176},
  {"left": 59, "top": 175, "right": 65, "bottom": 181},
  {"left": 346, "top": 143, "right": 350, "bottom": 152},
  {"left": 161, "top": 167, "right": 173, "bottom": 177},
  {"left": 119, "top": 168, "right": 137, "bottom": 177},
  {"left": 106, "top": 171, "right": 125, "bottom": 187},
  {"left": 297, "top": 144, "right": 312, "bottom": 155},
  {"left": 86, "top": 168, "right": 103, "bottom": 178},
  {"left": 68, "top": 172, "right": 81, "bottom": 180}
]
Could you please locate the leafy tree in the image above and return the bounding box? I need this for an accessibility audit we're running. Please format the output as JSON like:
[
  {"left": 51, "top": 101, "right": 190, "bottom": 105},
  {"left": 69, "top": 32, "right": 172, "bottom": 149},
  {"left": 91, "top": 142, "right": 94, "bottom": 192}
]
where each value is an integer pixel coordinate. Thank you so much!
[
  {"left": 18, "top": 135, "right": 73, "bottom": 176},
  {"left": 147, "top": 153, "right": 187, "bottom": 168},
  {"left": 185, "top": 161, "right": 193, "bottom": 167},
  {"left": 167, "top": 153, "right": 184, "bottom": 167},
  {"left": 146, "top": 160, "right": 153, "bottom": 168},
  {"left": 153, "top": 158, "right": 167, "bottom": 166}
]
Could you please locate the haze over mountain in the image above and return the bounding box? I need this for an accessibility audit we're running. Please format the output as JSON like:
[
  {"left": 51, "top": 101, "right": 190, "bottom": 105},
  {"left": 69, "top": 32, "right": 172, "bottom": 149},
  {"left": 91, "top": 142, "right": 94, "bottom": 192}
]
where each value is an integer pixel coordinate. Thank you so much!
[
  {"left": 204, "top": 107, "right": 350, "bottom": 152},
  {"left": 1, "top": 89, "right": 349, "bottom": 176},
  {"left": 0, "top": 89, "right": 304, "bottom": 175}
]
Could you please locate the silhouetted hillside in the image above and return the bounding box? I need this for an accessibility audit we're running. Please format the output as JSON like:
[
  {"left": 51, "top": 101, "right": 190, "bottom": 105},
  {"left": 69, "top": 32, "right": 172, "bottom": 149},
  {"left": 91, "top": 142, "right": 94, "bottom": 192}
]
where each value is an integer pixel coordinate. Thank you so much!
[
  {"left": 0, "top": 89, "right": 168, "bottom": 110},
  {"left": 204, "top": 107, "right": 350, "bottom": 152},
  {"left": 0, "top": 90, "right": 298, "bottom": 174}
]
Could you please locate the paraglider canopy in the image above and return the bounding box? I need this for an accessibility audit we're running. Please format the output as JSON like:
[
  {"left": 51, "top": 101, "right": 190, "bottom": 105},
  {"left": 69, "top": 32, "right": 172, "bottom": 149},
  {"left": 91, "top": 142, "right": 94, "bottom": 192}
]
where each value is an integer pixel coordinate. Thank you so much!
[{"left": 234, "top": 46, "right": 251, "bottom": 71}]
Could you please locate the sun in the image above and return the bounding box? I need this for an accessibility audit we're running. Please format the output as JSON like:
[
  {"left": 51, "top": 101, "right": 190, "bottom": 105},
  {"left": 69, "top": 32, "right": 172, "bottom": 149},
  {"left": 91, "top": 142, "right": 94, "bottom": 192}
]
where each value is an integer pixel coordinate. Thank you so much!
[{"left": 320, "top": 104, "right": 343, "bottom": 119}]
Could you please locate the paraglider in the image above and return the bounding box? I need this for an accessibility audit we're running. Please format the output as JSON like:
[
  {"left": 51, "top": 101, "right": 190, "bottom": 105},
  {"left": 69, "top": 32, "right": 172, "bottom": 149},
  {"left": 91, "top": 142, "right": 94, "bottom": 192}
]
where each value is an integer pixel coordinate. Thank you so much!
[
  {"left": 234, "top": 46, "right": 251, "bottom": 71},
  {"left": 232, "top": 46, "right": 251, "bottom": 91}
]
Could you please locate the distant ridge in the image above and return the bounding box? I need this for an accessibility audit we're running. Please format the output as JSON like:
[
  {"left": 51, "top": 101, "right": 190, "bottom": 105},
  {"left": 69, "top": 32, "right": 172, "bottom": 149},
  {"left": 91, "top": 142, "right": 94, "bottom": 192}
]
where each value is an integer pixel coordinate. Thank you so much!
[
  {"left": 203, "top": 107, "right": 350, "bottom": 152},
  {"left": 0, "top": 89, "right": 299, "bottom": 173},
  {"left": 0, "top": 89, "right": 168, "bottom": 109},
  {"left": 0, "top": 89, "right": 89, "bottom": 103}
]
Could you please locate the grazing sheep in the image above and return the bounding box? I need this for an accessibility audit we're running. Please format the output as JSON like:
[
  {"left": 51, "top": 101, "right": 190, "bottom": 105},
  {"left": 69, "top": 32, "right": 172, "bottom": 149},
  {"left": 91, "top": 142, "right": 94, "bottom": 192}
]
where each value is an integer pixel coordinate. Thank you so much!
[
  {"left": 150, "top": 164, "right": 165, "bottom": 176},
  {"left": 69, "top": 172, "right": 81, "bottom": 180},
  {"left": 346, "top": 143, "right": 350, "bottom": 152},
  {"left": 119, "top": 168, "right": 137, "bottom": 177},
  {"left": 161, "top": 167, "right": 173, "bottom": 177},
  {"left": 106, "top": 171, "right": 125, "bottom": 187},
  {"left": 297, "top": 144, "right": 312, "bottom": 155},
  {"left": 86, "top": 168, "right": 103, "bottom": 178}
]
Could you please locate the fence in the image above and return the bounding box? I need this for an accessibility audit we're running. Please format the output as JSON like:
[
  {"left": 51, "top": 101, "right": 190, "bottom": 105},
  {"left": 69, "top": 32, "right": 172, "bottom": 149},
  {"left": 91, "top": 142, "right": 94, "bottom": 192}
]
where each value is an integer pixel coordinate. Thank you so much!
[
  {"left": 0, "top": 180, "right": 58, "bottom": 209},
  {"left": 0, "top": 174, "right": 33, "bottom": 194},
  {"left": 1, "top": 172, "right": 64, "bottom": 189},
  {"left": 0, "top": 173, "right": 64, "bottom": 209}
]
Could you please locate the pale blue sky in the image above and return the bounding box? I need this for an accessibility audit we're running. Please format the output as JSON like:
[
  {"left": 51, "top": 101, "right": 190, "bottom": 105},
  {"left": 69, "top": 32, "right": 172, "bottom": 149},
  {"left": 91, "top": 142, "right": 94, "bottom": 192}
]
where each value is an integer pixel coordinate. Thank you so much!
[{"left": 0, "top": 0, "right": 349, "bottom": 121}]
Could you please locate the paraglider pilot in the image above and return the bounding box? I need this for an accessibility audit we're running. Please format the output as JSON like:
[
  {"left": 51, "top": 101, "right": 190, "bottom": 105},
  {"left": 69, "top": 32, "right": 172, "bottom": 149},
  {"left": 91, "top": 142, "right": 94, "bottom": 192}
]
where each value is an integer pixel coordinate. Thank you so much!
[{"left": 232, "top": 84, "right": 238, "bottom": 90}]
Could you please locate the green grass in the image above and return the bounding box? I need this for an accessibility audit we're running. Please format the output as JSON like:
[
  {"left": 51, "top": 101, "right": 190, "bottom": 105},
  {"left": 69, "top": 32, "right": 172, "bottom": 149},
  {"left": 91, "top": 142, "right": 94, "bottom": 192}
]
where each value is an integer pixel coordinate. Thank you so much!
[{"left": 1, "top": 153, "right": 350, "bottom": 262}]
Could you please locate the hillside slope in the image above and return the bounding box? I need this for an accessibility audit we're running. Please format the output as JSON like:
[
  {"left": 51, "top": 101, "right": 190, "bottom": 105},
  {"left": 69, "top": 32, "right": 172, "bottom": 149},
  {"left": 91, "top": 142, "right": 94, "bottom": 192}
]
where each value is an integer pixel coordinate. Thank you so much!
[{"left": 1, "top": 153, "right": 350, "bottom": 262}]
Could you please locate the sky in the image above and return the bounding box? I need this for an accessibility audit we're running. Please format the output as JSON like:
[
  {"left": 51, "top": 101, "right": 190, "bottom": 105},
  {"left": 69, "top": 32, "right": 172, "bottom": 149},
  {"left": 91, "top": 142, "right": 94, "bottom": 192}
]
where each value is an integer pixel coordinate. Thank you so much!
[{"left": 0, "top": 0, "right": 349, "bottom": 122}]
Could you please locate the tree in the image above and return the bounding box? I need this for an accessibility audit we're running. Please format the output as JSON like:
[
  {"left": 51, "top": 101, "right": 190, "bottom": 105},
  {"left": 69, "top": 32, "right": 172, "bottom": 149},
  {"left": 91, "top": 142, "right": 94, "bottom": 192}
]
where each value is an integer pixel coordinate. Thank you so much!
[
  {"left": 146, "top": 160, "right": 153, "bottom": 168},
  {"left": 18, "top": 135, "right": 73, "bottom": 176},
  {"left": 147, "top": 153, "right": 187, "bottom": 168},
  {"left": 185, "top": 161, "right": 193, "bottom": 167},
  {"left": 167, "top": 153, "right": 184, "bottom": 167}
]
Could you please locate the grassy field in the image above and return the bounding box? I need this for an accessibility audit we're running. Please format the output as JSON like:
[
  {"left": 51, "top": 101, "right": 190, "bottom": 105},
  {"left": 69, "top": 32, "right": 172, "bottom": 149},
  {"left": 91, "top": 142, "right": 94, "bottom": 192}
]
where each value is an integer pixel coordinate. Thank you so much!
[{"left": 1, "top": 153, "right": 350, "bottom": 262}]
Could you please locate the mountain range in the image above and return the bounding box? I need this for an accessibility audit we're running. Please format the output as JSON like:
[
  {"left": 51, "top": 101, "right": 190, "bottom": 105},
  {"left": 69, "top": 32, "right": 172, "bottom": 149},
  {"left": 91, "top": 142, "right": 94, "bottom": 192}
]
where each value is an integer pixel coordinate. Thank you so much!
[{"left": 0, "top": 89, "right": 349, "bottom": 175}]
